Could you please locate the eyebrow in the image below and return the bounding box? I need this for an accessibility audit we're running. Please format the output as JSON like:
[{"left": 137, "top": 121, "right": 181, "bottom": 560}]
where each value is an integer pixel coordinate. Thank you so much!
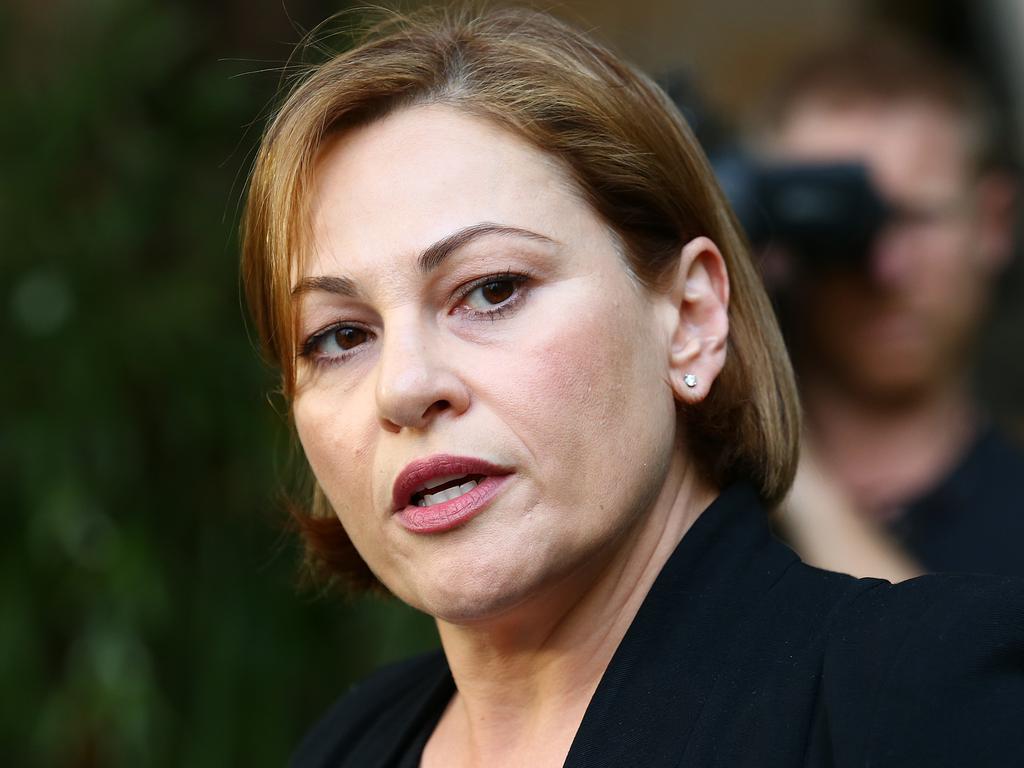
[
  {"left": 290, "top": 274, "right": 359, "bottom": 298},
  {"left": 290, "top": 222, "right": 556, "bottom": 298},
  {"left": 416, "top": 222, "right": 555, "bottom": 272}
]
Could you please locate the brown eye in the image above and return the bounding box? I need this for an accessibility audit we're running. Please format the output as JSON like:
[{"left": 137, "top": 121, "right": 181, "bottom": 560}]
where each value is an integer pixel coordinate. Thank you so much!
[
  {"left": 334, "top": 326, "right": 368, "bottom": 350},
  {"left": 480, "top": 280, "right": 515, "bottom": 304},
  {"left": 300, "top": 324, "right": 373, "bottom": 365},
  {"left": 463, "top": 277, "right": 523, "bottom": 311}
]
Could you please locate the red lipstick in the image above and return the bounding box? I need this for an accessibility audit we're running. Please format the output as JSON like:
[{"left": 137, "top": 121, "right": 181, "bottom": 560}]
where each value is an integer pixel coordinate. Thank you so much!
[{"left": 392, "top": 454, "right": 512, "bottom": 534}]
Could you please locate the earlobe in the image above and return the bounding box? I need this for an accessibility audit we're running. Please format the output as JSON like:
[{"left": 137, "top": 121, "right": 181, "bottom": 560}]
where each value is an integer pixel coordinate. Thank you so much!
[{"left": 665, "top": 236, "right": 730, "bottom": 404}]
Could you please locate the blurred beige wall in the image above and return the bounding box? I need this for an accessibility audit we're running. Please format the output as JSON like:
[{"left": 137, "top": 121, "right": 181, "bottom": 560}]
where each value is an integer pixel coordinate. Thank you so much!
[
  {"left": 984, "top": 0, "right": 1024, "bottom": 157},
  {"left": 530, "top": 0, "right": 866, "bottom": 119}
]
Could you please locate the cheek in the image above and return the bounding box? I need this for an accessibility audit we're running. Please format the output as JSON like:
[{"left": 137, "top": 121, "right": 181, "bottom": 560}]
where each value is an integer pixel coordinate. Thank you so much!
[
  {"left": 915, "top": 227, "right": 987, "bottom": 320},
  {"left": 481, "top": 293, "right": 673, "bottom": 498},
  {"left": 498, "top": 310, "right": 615, "bottom": 423},
  {"left": 292, "top": 386, "right": 378, "bottom": 520}
]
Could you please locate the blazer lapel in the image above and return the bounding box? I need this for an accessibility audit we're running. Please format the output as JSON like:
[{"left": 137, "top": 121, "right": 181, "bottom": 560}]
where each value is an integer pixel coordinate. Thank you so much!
[{"left": 563, "top": 484, "right": 798, "bottom": 768}]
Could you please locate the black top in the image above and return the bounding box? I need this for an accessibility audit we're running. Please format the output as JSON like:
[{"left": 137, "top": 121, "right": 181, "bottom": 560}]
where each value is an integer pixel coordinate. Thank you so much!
[
  {"left": 293, "top": 484, "right": 1024, "bottom": 767},
  {"left": 891, "top": 426, "right": 1024, "bottom": 576}
]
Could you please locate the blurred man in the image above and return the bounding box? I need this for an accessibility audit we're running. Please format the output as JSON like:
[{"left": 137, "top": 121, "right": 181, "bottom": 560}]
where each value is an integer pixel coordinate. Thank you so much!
[{"left": 756, "top": 34, "right": 1023, "bottom": 580}]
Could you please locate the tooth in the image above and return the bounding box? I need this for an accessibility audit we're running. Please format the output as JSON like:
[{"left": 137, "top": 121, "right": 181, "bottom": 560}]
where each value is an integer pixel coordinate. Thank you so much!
[
  {"left": 424, "top": 474, "right": 464, "bottom": 491},
  {"left": 423, "top": 487, "right": 454, "bottom": 505},
  {"left": 418, "top": 479, "right": 482, "bottom": 506}
]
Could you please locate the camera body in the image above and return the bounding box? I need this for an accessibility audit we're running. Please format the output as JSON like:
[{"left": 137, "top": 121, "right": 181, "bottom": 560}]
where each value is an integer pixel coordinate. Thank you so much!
[{"left": 714, "top": 154, "right": 891, "bottom": 275}]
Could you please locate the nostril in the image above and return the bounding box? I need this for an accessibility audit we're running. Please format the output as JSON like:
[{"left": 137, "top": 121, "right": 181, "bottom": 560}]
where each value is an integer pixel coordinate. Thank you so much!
[{"left": 422, "top": 399, "right": 451, "bottom": 420}]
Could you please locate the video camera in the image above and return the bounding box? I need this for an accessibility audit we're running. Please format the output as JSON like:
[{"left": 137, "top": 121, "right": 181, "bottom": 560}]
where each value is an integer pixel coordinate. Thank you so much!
[
  {"left": 660, "top": 73, "right": 891, "bottom": 275},
  {"left": 713, "top": 154, "right": 891, "bottom": 275}
]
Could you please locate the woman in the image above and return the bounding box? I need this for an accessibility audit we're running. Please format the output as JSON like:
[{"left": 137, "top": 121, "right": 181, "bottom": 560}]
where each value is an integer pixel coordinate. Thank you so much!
[{"left": 241, "top": 8, "right": 1024, "bottom": 767}]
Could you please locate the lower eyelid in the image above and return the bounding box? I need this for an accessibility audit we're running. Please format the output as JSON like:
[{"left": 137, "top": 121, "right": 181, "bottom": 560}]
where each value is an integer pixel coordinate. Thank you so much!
[
  {"left": 301, "top": 325, "right": 374, "bottom": 360},
  {"left": 307, "top": 340, "right": 371, "bottom": 370},
  {"left": 457, "top": 277, "right": 530, "bottom": 316}
]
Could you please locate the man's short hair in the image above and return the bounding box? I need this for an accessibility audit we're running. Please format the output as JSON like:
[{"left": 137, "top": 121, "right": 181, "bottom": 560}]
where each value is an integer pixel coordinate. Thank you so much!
[{"left": 759, "top": 31, "right": 1006, "bottom": 173}]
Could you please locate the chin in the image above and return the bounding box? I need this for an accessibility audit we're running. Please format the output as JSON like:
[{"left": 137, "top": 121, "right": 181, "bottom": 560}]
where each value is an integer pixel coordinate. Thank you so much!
[
  {"left": 402, "top": 566, "right": 540, "bottom": 625},
  {"left": 424, "top": 584, "right": 532, "bottom": 626},
  {"left": 830, "top": 345, "right": 942, "bottom": 405},
  {"left": 392, "top": 537, "right": 581, "bottom": 626},
  {"left": 844, "top": 366, "right": 936, "bottom": 406}
]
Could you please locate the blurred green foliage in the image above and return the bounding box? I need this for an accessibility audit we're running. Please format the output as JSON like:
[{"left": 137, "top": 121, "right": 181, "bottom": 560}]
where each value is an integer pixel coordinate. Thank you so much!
[{"left": 2, "top": 2, "right": 437, "bottom": 765}]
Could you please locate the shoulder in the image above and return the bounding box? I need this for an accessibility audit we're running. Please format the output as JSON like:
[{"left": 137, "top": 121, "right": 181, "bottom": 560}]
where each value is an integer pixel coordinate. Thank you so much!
[
  {"left": 897, "top": 426, "right": 1024, "bottom": 575},
  {"left": 291, "top": 650, "right": 449, "bottom": 768},
  {"left": 925, "top": 426, "right": 1024, "bottom": 512},
  {"left": 822, "top": 573, "right": 1024, "bottom": 766}
]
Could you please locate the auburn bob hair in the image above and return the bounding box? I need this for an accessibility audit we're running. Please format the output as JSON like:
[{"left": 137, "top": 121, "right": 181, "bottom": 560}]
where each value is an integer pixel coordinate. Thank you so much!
[{"left": 241, "top": 6, "right": 800, "bottom": 590}]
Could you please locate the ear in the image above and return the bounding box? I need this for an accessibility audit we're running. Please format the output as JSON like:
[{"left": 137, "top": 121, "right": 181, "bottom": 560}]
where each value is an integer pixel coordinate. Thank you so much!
[
  {"left": 664, "top": 236, "right": 730, "bottom": 403},
  {"left": 975, "top": 171, "right": 1017, "bottom": 273}
]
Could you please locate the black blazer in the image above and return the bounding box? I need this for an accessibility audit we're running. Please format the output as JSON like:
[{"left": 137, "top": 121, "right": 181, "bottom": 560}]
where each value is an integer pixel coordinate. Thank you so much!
[{"left": 293, "top": 484, "right": 1024, "bottom": 767}]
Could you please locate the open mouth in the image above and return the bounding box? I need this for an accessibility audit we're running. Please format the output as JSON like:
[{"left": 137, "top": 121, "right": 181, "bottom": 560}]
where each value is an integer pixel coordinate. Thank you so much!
[
  {"left": 392, "top": 454, "right": 512, "bottom": 517},
  {"left": 410, "top": 474, "right": 486, "bottom": 507},
  {"left": 393, "top": 456, "right": 513, "bottom": 534}
]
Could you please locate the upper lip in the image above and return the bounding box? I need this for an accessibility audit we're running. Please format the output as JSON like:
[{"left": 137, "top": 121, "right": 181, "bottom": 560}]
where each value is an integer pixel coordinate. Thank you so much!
[{"left": 392, "top": 454, "right": 512, "bottom": 511}]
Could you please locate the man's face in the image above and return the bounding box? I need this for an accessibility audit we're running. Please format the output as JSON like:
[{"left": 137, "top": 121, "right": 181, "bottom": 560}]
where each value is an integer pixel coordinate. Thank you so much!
[{"left": 772, "top": 99, "right": 1003, "bottom": 404}]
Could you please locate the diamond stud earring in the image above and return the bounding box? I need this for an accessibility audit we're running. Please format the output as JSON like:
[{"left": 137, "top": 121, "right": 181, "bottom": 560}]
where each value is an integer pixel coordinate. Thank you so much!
[{"left": 683, "top": 373, "right": 698, "bottom": 389}]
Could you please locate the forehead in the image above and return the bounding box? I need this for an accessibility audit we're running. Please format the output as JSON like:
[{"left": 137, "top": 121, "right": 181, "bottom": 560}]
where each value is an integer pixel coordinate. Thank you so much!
[
  {"left": 300, "top": 104, "right": 587, "bottom": 285},
  {"left": 771, "top": 98, "right": 971, "bottom": 200}
]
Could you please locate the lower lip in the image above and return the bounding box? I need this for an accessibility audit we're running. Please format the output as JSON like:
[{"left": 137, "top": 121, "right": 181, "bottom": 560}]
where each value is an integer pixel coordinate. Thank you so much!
[{"left": 395, "top": 475, "right": 510, "bottom": 534}]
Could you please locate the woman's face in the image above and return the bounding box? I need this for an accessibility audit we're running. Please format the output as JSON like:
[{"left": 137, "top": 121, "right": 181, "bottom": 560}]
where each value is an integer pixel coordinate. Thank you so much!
[{"left": 293, "top": 105, "right": 683, "bottom": 622}]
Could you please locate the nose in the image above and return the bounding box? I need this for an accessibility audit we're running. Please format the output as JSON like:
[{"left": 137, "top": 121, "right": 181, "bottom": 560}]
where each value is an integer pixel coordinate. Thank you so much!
[
  {"left": 374, "top": 319, "right": 471, "bottom": 432},
  {"left": 868, "top": 224, "right": 918, "bottom": 291}
]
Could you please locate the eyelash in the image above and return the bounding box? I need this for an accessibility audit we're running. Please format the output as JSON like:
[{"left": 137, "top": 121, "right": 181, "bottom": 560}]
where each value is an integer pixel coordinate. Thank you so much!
[
  {"left": 453, "top": 270, "right": 531, "bottom": 319},
  {"left": 297, "top": 270, "right": 532, "bottom": 368}
]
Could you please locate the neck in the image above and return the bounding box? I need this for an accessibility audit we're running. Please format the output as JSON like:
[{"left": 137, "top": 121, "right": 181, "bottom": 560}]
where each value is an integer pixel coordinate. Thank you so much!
[
  {"left": 424, "top": 451, "right": 715, "bottom": 768},
  {"left": 803, "top": 373, "right": 978, "bottom": 514}
]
